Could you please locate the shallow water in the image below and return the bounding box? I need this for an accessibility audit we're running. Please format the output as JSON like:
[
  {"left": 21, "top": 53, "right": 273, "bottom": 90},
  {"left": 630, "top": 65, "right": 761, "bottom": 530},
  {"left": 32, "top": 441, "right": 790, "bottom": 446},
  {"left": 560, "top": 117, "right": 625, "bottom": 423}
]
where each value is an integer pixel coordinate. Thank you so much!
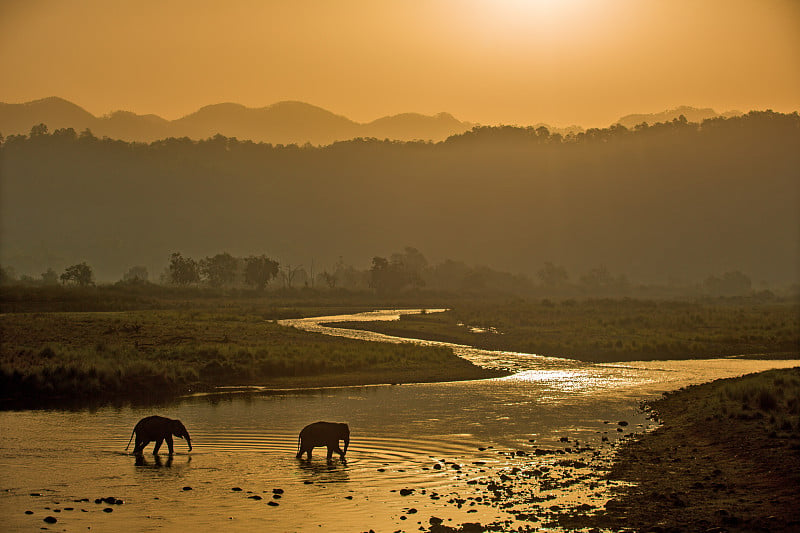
[{"left": 1, "top": 309, "right": 797, "bottom": 532}]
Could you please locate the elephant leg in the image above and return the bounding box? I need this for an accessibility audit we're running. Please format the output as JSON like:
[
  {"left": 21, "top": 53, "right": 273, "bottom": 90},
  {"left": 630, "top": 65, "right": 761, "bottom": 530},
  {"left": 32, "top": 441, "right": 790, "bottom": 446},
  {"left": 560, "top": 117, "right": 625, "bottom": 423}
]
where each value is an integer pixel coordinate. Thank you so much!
[
  {"left": 133, "top": 440, "right": 148, "bottom": 454},
  {"left": 333, "top": 445, "right": 345, "bottom": 458},
  {"left": 153, "top": 438, "right": 164, "bottom": 455},
  {"left": 166, "top": 435, "right": 174, "bottom": 454},
  {"left": 326, "top": 445, "right": 334, "bottom": 460}
]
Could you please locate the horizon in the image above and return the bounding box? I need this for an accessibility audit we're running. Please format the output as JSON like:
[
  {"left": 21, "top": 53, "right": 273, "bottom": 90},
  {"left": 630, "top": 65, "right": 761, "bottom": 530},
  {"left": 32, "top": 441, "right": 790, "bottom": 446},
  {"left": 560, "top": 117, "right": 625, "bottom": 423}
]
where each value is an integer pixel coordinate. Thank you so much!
[
  {"left": 2, "top": 95, "right": 771, "bottom": 130},
  {"left": 1, "top": 1, "right": 798, "bottom": 128}
]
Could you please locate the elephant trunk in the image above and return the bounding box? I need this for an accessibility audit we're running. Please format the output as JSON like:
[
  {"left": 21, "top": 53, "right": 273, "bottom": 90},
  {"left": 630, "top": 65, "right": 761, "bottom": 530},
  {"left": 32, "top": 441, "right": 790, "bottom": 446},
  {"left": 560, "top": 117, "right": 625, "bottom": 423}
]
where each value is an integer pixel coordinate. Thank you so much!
[
  {"left": 183, "top": 431, "right": 192, "bottom": 451},
  {"left": 343, "top": 436, "right": 349, "bottom": 456}
]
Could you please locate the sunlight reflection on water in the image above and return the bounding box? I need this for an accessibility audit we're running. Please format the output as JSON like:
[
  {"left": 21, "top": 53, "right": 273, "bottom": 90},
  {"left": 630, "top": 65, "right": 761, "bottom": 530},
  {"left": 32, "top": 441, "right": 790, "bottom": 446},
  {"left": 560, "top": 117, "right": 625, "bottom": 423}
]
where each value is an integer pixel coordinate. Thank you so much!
[{"left": 1, "top": 309, "right": 797, "bottom": 532}]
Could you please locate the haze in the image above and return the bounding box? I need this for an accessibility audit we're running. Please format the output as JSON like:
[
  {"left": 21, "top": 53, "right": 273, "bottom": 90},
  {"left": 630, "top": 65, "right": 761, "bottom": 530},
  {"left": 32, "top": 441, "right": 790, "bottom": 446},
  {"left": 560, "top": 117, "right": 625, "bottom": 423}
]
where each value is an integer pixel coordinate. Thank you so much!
[{"left": 1, "top": 0, "right": 798, "bottom": 127}]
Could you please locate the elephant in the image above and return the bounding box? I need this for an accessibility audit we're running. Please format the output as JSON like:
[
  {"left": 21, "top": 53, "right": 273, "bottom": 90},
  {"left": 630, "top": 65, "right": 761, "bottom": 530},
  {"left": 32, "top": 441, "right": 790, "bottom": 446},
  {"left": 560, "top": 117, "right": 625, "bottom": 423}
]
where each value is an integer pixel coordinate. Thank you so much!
[
  {"left": 125, "top": 415, "right": 192, "bottom": 455},
  {"left": 296, "top": 421, "right": 349, "bottom": 460}
]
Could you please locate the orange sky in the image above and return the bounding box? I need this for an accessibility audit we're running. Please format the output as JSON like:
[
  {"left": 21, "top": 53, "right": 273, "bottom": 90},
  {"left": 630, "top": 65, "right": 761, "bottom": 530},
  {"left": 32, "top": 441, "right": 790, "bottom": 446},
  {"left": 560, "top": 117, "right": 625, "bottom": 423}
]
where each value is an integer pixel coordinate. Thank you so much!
[{"left": 0, "top": 0, "right": 798, "bottom": 127}]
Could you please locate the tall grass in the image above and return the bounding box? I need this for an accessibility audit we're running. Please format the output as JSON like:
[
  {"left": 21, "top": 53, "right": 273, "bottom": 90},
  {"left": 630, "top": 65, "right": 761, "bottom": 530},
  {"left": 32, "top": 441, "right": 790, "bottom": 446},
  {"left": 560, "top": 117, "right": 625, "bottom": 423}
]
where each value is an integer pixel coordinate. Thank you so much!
[
  {"left": 339, "top": 298, "right": 800, "bottom": 362},
  {"left": 0, "top": 310, "right": 464, "bottom": 404}
]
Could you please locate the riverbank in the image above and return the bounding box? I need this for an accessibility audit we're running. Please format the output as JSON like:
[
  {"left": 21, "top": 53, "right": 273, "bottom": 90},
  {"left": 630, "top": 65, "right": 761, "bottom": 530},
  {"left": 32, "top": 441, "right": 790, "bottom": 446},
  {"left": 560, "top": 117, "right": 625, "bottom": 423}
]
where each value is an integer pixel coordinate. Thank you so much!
[
  {"left": 327, "top": 298, "right": 799, "bottom": 362},
  {"left": 0, "top": 310, "right": 504, "bottom": 408},
  {"left": 563, "top": 367, "right": 800, "bottom": 532},
  {"left": 415, "top": 367, "right": 800, "bottom": 533}
]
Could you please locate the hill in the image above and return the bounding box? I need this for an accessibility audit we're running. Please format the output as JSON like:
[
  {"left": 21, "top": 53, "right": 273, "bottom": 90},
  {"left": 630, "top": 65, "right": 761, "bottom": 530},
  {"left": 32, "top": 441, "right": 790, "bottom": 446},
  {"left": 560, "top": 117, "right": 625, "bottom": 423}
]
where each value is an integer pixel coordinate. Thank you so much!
[
  {"left": 615, "top": 105, "right": 741, "bottom": 129},
  {"left": 1, "top": 111, "right": 797, "bottom": 285},
  {"left": 0, "top": 97, "right": 474, "bottom": 144}
]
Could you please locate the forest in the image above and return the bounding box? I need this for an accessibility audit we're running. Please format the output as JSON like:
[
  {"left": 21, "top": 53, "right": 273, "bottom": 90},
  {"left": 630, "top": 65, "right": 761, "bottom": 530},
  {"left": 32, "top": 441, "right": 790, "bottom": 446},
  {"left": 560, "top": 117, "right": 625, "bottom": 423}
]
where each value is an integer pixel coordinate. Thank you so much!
[{"left": 1, "top": 111, "right": 798, "bottom": 289}]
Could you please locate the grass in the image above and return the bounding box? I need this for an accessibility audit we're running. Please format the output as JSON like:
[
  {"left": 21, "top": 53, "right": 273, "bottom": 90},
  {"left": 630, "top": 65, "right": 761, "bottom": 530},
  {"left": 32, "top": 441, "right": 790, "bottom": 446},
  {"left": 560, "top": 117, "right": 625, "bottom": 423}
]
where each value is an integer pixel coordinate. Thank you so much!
[
  {"left": 707, "top": 368, "right": 800, "bottom": 433},
  {"left": 0, "top": 309, "right": 502, "bottom": 406},
  {"left": 331, "top": 298, "right": 800, "bottom": 362}
]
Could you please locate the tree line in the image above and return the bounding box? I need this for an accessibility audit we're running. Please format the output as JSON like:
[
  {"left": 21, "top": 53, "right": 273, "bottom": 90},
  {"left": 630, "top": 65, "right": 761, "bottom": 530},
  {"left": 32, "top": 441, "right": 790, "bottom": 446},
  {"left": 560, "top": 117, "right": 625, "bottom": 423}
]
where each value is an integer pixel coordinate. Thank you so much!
[
  {"left": 1, "top": 110, "right": 797, "bottom": 287},
  {"left": 0, "top": 246, "right": 759, "bottom": 298}
]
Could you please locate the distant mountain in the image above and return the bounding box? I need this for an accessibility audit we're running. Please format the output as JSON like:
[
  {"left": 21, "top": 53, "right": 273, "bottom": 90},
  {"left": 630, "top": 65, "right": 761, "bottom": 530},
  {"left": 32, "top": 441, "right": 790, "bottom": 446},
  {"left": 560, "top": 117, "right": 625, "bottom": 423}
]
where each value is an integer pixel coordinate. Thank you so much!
[
  {"left": 1, "top": 98, "right": 750, "bottom": 144},
  {"left": 0, "top": 97, "right": 97, "bottom": 133},
  {"left": 614, "top": 106, "right": 742, "bottom": 129},
  {"left": 0, "top": 97, "right": 475, "bottom": 144}
]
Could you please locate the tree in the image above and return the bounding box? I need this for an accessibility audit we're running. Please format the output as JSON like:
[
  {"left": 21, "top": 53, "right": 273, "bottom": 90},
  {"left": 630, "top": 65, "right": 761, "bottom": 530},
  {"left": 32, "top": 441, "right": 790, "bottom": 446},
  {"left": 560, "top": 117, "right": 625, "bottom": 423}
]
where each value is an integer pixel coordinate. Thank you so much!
[
  {"left": 703, "top": 271, "right": 752, "bottom": 297},
  {"left": 41, "top": 268, "right": 59, "bottom": 285},
  {"left": 60, "top": 262, "right": 94, "bottom": 286},
  {"left": 123, "top": 265, "right": 149, "bottom": 283},
  {"left": 200, "top": 252, "right": 238, "bottom": 288},
  {"left": 319, "top": 271, "right": 337, "bottom": 289},
  {"left": 279, "top": 264, "right": 304, "bottom": 288},
  {"left": 0, "top": 266, "right": 16, "bottom": 285},
  {"left": 369, "top": 254, "right": 423, "bottom": 293},
  {"left": 537, "top": 262, "right": 569, "bottom": 288},
  {"left": 244, "top": 255, "right": 279, "bottom": 290},
  {"left": 29, "top": 123, "right": 48, "bottom": 137},
  {"left": 78, "top": 128, "right": 96, "bottom": 141},
  {"left": 168, "top": 252, "right": 200, "bottom": 286}
]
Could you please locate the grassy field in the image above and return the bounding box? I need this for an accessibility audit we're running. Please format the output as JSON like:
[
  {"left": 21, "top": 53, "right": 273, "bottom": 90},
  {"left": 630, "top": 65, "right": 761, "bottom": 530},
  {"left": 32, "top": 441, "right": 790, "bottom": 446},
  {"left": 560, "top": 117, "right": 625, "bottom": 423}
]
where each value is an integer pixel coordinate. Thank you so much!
[
  {"left": 0, "top": 308, "right": 503, "bottom": 407},
  {"left": 329, "top": 298, "right": 800, "bottom": 362},
  {"left": 3, "top": 287, "right": 798, "bottom": 407}
]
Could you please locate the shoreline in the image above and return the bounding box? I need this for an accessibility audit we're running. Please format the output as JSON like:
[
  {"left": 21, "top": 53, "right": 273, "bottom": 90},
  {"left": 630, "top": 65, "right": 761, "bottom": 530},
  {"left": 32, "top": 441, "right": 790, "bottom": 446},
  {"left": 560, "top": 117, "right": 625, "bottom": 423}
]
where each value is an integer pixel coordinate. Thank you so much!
[
  {"left": 568, "top": 367, "right": 800, "bottom": 532},
  {"left": 0, "top": 365, "right": 508, "bottom": 411}
]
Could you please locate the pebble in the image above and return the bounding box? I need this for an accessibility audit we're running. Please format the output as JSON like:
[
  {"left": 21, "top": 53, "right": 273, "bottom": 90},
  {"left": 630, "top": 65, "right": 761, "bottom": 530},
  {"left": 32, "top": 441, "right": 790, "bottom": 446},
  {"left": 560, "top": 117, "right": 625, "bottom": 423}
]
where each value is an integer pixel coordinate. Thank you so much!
[
  {"left": 267, "top": 501, "right": 279, "bottom": 507},
  {"left": 399, "top": 488, "right": 414, "bottom": 496},
  {"left": 24, "top": 511, "right": 33, "bottom": 515},
  {"left": 182, "top": 486, "right": 192, "bottom": 491},
  {"left": 272, "top": 488, "right": 284, "bottom": 494},
  {"left": 231, "top": 487, "right": 242, "bottom": 492},
  {"left": 248, "top": 495, "right": 262, "bottom": 500},
  {"left": 43, "top": 516, "right": 57, "bottom": 524},
  {"left": 103, "top": 507, "right": 114, "bottom": 513}
]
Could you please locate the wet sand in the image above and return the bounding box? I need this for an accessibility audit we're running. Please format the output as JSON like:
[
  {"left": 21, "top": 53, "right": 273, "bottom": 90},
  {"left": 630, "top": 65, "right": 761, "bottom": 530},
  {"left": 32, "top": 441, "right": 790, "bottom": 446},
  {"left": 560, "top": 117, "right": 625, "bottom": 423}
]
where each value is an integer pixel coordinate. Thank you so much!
[{"left": 423, "top": 367, "right": 800, "bottom": 533}]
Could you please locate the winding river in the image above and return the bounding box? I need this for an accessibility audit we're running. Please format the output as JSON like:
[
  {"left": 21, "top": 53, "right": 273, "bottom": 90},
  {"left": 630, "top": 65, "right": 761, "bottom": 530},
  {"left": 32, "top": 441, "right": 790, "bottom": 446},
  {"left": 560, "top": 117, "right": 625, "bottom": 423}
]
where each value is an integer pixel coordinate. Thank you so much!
[{"left": 1, "top": 309, "right": 797, "bottom": 532}]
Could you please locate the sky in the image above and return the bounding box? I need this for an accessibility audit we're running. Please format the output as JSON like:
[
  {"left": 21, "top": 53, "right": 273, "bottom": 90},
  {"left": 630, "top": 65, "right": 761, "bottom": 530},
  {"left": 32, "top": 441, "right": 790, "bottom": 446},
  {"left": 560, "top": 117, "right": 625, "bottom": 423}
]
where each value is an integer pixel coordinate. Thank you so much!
[{"left": 0, "top": 0, "right": 798, "bottom": 127}]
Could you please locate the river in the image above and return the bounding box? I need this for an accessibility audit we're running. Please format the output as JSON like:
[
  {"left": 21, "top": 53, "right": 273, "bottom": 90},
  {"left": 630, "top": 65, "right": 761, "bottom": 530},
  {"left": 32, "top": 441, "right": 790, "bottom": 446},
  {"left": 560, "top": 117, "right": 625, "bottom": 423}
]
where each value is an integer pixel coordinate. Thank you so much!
[{"left": 1, "top": 309, "right": 797, "bottom": 532}]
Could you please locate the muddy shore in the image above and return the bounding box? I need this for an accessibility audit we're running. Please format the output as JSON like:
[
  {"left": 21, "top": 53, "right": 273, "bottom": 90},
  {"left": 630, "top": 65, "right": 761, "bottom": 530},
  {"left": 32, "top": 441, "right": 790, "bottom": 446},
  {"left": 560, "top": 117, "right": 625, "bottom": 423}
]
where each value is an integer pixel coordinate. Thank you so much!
[
  {"left": 414, "top": 367, "right": 800, "bottom": 533},
  {"left": 555, "top": 367, "right": 800, "bottom": 533}
]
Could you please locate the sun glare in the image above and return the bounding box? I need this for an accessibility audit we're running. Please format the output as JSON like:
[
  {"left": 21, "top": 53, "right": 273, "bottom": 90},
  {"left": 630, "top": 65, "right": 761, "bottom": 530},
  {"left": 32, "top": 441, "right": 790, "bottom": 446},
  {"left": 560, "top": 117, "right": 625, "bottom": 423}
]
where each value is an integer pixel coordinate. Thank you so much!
[{"left": 458, "top": 0, "right": 614, "bottom": 45}]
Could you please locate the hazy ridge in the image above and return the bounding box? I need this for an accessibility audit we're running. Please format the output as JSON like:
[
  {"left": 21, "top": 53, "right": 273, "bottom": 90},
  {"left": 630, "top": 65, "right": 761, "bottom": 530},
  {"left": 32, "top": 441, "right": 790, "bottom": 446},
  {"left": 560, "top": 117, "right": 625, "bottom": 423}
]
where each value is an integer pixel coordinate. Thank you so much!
[
  {"left": 0, "top": 97, "right": 739, "bottom": 145},
  {"left": 0, "top": 97, "right": 477, "bottom": 144},
  {"left": 1, "top": 111, "right": 797, "bottom": 286}
]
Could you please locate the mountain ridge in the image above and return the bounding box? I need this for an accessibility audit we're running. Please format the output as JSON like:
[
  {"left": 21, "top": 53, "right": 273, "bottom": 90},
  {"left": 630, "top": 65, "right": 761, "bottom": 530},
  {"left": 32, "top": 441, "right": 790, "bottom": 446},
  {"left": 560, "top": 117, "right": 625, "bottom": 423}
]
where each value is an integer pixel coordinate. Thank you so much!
[
  {"left": 1, "top": 97, "right": 744, "bottom": 145},
  {"left": 0, "top": 97, "right": 473, "bottom": 144}
]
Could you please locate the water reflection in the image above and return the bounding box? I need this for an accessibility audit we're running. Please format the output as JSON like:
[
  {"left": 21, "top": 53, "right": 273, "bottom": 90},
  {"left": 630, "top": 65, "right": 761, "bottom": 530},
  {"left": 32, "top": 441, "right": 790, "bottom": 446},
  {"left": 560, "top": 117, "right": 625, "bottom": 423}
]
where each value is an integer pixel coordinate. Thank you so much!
[
  {"left": 134, "top": 454, "right": 186, "bottom": 468},
  {"left": 297, "top": 457, "right": 350, "bottom": 484}
]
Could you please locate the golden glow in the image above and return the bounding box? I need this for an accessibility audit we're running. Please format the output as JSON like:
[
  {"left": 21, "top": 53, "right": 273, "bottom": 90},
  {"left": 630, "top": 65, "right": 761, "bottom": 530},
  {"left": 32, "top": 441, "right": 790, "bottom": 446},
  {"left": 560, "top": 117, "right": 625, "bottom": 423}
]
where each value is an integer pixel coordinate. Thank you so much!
[{"left": 0, "top": 0, "right": 797, "bottom": 127}]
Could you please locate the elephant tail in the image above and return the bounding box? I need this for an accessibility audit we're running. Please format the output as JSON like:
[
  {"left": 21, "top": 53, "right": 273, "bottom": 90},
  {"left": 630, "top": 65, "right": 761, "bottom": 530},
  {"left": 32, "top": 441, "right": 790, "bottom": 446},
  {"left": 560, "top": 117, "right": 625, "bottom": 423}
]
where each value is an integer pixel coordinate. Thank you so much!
[
  {"left": 125, "top": 429, "right": 135, "bottom": 451},
  {"left": 296, "top": 434, "right": 301, "bottom": 455}
]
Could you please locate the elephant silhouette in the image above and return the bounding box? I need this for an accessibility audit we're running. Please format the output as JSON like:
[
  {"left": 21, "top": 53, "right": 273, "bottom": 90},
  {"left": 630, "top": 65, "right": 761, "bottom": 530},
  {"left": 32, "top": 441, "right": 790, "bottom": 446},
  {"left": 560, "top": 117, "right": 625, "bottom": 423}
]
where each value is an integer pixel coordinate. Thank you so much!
[
  {"left": 296, "top": 421, "right": 349, "bottom": 460},
  {"left": 126, "top": 415, "right": 192, "bottom": 455}
]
